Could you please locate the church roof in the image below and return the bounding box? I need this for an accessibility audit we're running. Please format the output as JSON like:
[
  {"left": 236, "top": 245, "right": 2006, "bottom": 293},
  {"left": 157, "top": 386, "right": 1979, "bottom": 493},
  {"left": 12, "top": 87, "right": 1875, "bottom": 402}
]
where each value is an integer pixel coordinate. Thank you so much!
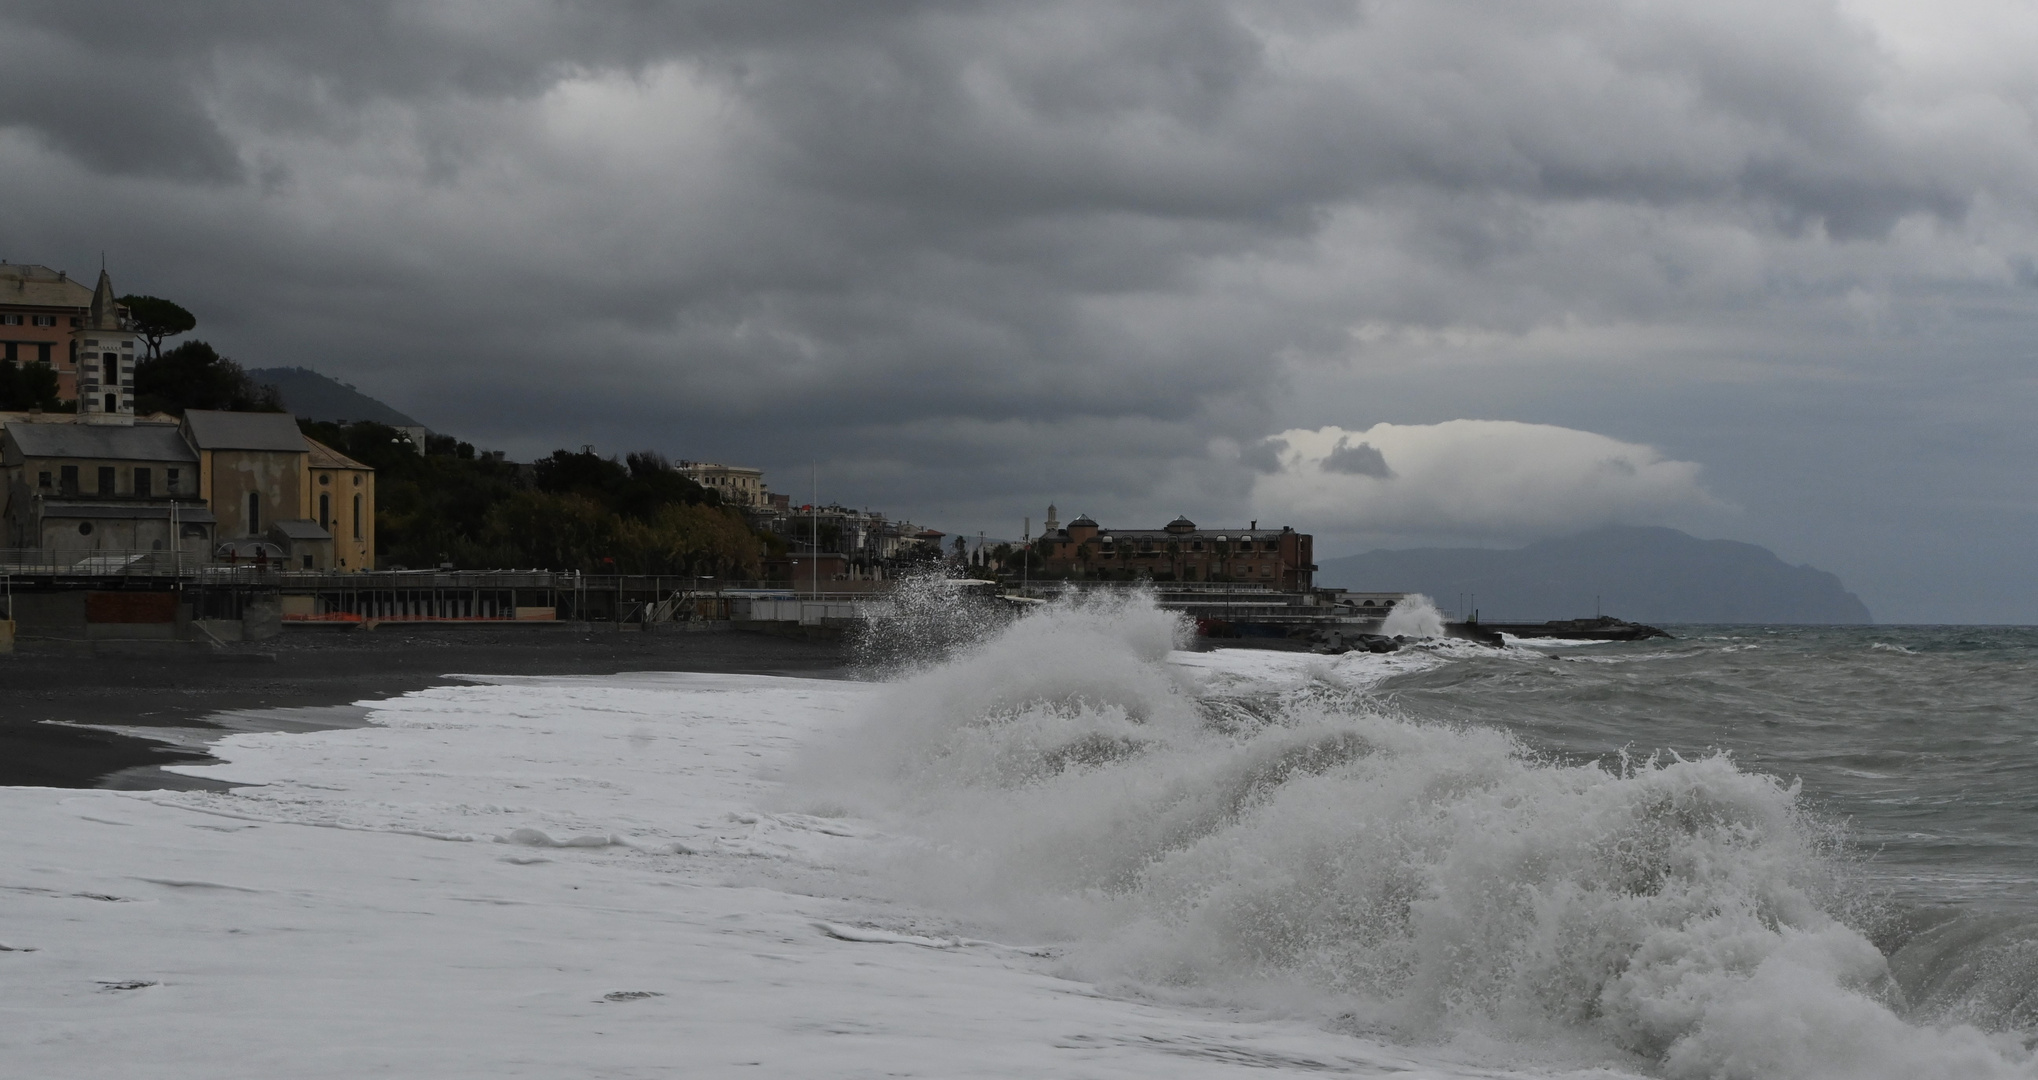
[
  {"left": 183, "top": 410, "right": 308, "bottom": 452},
  {"left": 306, "top": 438, "right": 371, "bottom": 471},
  {"left": 1068, "top": 514, "right": 1099, "bottom": 528},
  {"left": 85, "top": 269, "right": 122, "bottom": 331}
]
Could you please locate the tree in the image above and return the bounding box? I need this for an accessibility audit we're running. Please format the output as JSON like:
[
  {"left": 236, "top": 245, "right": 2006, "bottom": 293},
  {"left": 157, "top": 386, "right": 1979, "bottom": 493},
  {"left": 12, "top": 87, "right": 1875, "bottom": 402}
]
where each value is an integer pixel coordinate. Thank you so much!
[
  {"left": 0, "top": 360, "right": 65, "bottom": 411},
  {"left": 134, "top": 341, "right": 283, "bottom": 415},
  {"left": 626, "top": 504, "right": 762, "bottom": 578},
  {"left": 118, "top": 295, "right": 196, "bottom": 360},
  {"left": 482, "top": 491, "right": 617, "bottom": 571},
  {"left": 532, "top": 447, "right": 719, "bottom": 519}
]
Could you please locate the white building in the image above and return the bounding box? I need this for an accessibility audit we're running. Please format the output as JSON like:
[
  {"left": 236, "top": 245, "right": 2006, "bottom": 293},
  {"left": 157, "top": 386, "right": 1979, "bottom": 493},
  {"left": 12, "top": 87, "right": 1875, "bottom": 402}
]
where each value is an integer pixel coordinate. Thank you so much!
[{"left": 675, "top": 460, "right": 768, "bottom": 508}]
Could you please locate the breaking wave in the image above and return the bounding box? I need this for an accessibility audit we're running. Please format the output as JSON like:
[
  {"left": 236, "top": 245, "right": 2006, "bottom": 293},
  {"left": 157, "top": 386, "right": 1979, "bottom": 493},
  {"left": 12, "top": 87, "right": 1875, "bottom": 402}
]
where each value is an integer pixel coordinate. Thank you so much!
[
  {"left": 790, "top": 592, "right": 2038, "bottom": 1079},
  {"left": 1380, "top": 591, "right": 1447, "bottom": 638}
]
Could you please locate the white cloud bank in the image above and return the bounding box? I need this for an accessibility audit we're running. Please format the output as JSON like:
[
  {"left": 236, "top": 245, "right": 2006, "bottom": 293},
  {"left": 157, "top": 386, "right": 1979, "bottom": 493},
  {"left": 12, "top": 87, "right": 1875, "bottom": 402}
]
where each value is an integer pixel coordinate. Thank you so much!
[{"left": 1247, "top": 421, "right": 1727, "bottom": 546}]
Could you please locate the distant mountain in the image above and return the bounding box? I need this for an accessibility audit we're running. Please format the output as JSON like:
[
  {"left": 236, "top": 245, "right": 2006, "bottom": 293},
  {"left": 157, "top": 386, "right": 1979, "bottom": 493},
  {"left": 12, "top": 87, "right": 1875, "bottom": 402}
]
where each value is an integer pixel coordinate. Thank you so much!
[
  {"left": 1315, "top": 526, "right": 1873, "bottom": 624},
  {"left": 246, "top": 366, "right": 421, "bottom": 428}
]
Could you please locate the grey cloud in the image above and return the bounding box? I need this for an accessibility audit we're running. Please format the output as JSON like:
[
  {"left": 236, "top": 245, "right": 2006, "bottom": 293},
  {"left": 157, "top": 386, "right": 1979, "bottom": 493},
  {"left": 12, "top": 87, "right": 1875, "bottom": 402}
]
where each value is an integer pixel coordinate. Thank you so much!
[
  {"left": 5, "top": 2, "right": 2038, "bottom": 617},
  {"left": 0, "top": 28, "right": 243, "bottom": 182},
  {"left": 1239, "top": 438, "right": 1287, "bottom": 474},
  {"left": 1322, "top": 438, "right": 1392, "bottom": 478}
]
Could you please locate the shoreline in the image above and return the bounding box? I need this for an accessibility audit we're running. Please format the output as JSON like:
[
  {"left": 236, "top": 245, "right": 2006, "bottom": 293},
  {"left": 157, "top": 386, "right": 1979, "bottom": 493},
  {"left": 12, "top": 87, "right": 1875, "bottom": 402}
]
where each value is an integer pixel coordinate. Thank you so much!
[{"left": 0, "top": 627, "right": 849, "bottom": 788}]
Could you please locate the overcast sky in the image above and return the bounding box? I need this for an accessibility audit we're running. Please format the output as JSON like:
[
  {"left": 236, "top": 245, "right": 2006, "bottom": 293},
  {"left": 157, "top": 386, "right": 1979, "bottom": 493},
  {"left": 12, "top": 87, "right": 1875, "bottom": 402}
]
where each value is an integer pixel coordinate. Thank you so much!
[{"left": 4, "top": 1, "right": 2036, "bottom": 620}]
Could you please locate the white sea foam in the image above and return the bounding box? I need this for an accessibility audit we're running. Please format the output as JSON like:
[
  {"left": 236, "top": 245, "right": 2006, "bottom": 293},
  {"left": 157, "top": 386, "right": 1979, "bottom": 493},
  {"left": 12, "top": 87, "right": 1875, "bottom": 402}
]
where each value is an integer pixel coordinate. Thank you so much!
[
  {"left": 1382, "top": 592, "right": 1448, "bottom": 638},
  {"left": 794, "top": 592, "right": 2038, "bottom": 1079}
]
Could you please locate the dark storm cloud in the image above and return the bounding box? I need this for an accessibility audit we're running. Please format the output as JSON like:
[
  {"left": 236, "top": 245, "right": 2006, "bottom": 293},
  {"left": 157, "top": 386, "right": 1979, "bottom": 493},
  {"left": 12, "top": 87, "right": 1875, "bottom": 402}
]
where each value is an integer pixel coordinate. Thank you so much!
[
  {"left": 1321, "top": 438, "right": 1391, "bottom": 478},
  {"left": 6, "top": 1, "right": 2038, "bottom": 617},
  {"left": 1238, "top": 437, "right": 1287, "bottom": 475}
]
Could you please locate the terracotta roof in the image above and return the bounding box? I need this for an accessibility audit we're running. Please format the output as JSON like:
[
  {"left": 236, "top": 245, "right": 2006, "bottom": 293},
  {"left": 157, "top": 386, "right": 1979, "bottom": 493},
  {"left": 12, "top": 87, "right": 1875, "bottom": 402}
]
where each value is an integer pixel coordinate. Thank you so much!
[{"left": 0, "top": 264, "right": 94, "bottom": 309}]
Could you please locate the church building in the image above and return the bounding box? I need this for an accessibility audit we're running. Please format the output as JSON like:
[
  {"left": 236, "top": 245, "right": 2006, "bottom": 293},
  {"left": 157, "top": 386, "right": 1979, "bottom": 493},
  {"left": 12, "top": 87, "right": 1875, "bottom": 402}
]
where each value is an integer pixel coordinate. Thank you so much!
[{"left": 0, "top": 264, "right": 377, "bottom": 569}]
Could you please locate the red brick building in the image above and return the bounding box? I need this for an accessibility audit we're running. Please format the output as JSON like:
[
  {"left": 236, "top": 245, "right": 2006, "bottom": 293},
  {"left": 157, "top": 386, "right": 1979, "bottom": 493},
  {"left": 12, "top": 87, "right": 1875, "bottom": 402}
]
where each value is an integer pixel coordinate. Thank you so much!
[{"left": 1035, "top": 512, "right": 1315, "bottom": 590}]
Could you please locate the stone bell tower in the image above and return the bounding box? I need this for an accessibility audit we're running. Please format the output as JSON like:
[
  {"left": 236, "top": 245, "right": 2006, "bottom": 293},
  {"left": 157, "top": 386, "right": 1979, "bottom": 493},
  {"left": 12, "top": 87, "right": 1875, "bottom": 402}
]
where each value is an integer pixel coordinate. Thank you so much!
[{"left": 73, "top": 268, "right": 136, "bottom": 426}]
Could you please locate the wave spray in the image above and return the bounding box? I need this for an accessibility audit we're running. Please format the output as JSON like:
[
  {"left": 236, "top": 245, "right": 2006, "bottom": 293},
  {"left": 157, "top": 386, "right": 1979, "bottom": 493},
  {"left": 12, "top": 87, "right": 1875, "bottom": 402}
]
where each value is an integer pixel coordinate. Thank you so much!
[
  {"left": 791, "top": 593, "right": 2038, "bottom": 1079},
  {"left": 1381, "top": 592, "right": 1447, "bottom": 638}
]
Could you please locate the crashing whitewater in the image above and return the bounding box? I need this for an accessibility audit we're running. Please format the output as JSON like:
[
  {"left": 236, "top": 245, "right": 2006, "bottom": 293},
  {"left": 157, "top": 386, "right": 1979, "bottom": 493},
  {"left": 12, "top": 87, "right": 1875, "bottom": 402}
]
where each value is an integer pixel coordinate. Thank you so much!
[{"left": 788, "top": 590, "right": 2038, "bottom": 1080}]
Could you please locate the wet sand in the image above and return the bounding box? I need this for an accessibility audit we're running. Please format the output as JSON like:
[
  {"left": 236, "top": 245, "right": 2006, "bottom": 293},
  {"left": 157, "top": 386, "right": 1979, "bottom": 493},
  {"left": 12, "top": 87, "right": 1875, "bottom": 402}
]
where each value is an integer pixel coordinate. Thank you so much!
[{"left": 0, "top": 626, "right": 848, "bottom": 788}]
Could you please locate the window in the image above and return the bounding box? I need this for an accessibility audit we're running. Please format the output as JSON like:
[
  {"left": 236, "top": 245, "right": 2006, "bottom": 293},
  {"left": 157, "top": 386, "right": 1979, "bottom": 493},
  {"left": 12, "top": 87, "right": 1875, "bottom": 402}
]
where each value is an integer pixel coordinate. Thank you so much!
[
  {"left": 247, "top": 492, "right": 261, "bottom": 533},
  {"left": 352, "top": 475, "right": 361, "bottom": 486},
  {"left": 0, "top": 314, "right": 17, "bottom": 325},
  {"left": 37, "top": 471, "right": 50, "bottom": 488},
  {"left": 319, "top": 493, "right": 330, "bottom": 529},
  {"left": 353, "top": 495, "right": 362, "bottom": 539},
  {"left": 134, "top": 468, "right": 151, "bottom": 497},
  {"left": 97, "top": 466, "right": 116, "bottom": 494},
  {"left": 166, "top": 468, "right": 180, "bottom": 494},
  {"left": 103, "top": 394, "right": 116, "bottom": 412},
  {"left": 303, "top": 554, "right": 313, "bottom": 569},
  {"left": 1, "top": 344, "right": 12, "bottom": 363},
  {"left": 78, "top": 521, "right": 92, "bottom": 536},
  {"left": 35, "top": 343, "right": 49, "bottom": 364},
  {"left": 31, "top": 314, "right": 54, "bottom": 328},
  {"left": 319, "top": 473, "right": 330, "bottom": 486},
  {"left": 60, "top": 465, "right": 77, "bottom": 493}
]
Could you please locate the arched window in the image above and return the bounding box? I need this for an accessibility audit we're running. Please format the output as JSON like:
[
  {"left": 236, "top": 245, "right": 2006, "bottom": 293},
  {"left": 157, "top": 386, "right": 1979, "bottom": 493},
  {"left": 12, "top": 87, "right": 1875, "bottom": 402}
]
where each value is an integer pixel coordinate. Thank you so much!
[
  {"left": 319, "top": 493, "right": 330, "bottom": 529},
  {"left": 247, "top": 492, "right": 261, "bottom": 534},
  {"left": 353, "top": 495, "right": 362, "bottom": 539}
]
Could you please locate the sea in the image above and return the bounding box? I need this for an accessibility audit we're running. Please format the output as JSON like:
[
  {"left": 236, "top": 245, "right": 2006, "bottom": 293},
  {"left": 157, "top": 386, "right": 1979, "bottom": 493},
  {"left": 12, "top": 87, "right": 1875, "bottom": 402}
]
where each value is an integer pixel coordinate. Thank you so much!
[
  {"left": 788, "top": 593, "right": 2038, "bottom": 1078},
  {"left": 17, "top": 592, "right": 2038, "bottom": 1078}
]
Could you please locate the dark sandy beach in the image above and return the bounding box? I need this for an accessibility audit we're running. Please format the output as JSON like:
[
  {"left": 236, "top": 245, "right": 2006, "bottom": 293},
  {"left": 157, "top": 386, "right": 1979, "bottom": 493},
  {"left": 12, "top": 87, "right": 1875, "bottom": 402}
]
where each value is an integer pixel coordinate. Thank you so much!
[{"left": 0, "top": 626, "right": 848, "bottom": 788}]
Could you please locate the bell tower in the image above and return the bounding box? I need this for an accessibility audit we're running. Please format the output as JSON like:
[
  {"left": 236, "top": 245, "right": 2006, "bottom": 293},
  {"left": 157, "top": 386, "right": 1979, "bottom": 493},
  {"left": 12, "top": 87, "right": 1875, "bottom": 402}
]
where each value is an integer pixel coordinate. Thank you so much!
[{"left": 73, "top": 268, "right": 136, "bottom": 426}]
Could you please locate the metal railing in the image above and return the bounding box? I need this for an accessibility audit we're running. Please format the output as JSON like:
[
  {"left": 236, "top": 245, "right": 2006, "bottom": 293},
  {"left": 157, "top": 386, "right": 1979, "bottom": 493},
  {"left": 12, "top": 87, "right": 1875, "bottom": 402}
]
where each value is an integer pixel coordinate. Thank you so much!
[{"left": 0, "top": 548, "right": 207, "bottom": 577}]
